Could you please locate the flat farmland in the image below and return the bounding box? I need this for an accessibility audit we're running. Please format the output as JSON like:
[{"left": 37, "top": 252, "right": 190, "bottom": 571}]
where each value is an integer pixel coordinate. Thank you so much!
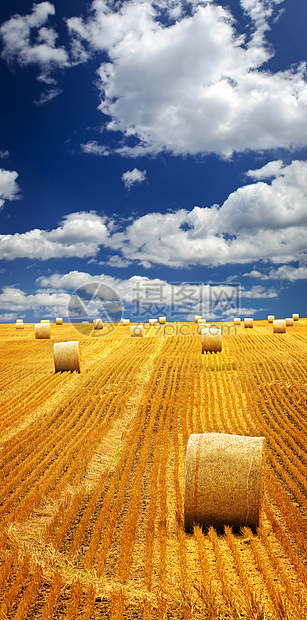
[{"left": 0, "top": 318, "right": 307, "bottom": 619}]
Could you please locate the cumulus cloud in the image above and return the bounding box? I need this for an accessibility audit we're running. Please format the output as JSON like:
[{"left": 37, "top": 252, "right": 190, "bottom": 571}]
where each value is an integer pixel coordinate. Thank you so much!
[
  {"left": 66, "top": 0, "right": 307, "bottom": 157},
  {"left": 0, "top": 211, "right": 109, "bottom": 259},
  {"left": 0, "top": 168, "right": 20, "bottom": 209},
  {"left": 0, "top": 2, "right": 69, "bottom": 87},
  {"left": 121, "top": 168, "right": 147, "bottom": 190},
  {"left": 244, "top": 264, "right": 307, "bottom": 281}
]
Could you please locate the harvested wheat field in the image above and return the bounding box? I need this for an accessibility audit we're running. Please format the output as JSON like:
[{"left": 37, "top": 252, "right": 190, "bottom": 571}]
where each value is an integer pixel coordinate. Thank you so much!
[{"left": 0, "top": 318, "right": 307, "bottom": 619}]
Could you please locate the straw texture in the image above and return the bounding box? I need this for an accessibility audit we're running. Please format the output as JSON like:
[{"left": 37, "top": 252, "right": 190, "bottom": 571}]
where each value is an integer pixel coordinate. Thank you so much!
[
  {"left": 131, "top": 324, "right": 143, "bottom": 337},
  {"left": 16, "top": 322, "right": 24, "bottom": 329},
  {"left": 201, "top": 328, "right": 222, "bottom": 353},
  {"left": 54, "top": 341, "right": 80, "bottom": 372},
  {"left": 184, "top": 432, "right": 266, "bottom": 531},
  {"left": 267, "top": 315, "right": 275, "bottom": 323},
  {"left": 149, "top": 318, "right": 158, "bottom": 325},
  {"left": 159, "top": 317, "right": 166, "bottom": 324},
  {"left": 55, "top": 317, "right": 63, "bottom": 325},
  {"left": 244, "top": 318, "right": 253, "bottom": 328},
  {"left": 93, "top": 319, "right": 103, "bottom": 330},
  {"left": 233, "top": 318, "right": 241, "bottom": 325},
  {"left": 35, "top": 323, "right": 51, "bottom": 339},
  {"left": 285, "top": 317, "right": 294, "bottom": 326},
  {"left": 273, "top": 319, "right": 286, "bottom": 333},
  {"left": 292, "top": 314, "right": 299, "bottom": 321}
]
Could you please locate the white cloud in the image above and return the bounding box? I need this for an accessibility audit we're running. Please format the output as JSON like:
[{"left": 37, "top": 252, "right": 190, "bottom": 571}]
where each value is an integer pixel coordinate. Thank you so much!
[
  {"left": 67, "top": 0, "right": 307, "bottom": 158},
  {"left": 121, "top": 168, "right": 147, "bottom": 190},
  {"left": 80, "top": 141, "right": 110, "bottom": 156},
  {"left": 245, "top": 160, "right": 285, "bottom": 180},
  {"left": 244, "top": 264, "right": 307, "bottom": 281},
  {"left": 0, "top": 211, "right": 109, "bottom": 260},
  {"left": 0, "top": 149, "right": 9, "bottom": 159},
  {"left": 0, "top": 168, "right": 20, "bottom": 209},
  {"left": 0, "top": 2, "right": 69, "bottom": 84}
]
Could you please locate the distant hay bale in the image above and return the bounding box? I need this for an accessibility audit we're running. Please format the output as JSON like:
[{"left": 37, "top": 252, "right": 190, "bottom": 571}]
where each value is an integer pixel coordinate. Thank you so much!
[
  {"left": 197, "top": 317, "right": 206, "bottom": 323},
  {"left": 16, "top": 319, "right": 23, "bottom": 323},
  {"left": 285, "top": 317, "right": 294, "bottom": 327},
  {"left": 184, "top": 432, "right": 266, "bottom": 532},
  {"left": 35, "top": 323, "right": 51, "bottom": 339},
  {"left": 93, "top": 319, "right": 103, "bottom": 330},
  {"left": 273, "top": 319, "right": 286, "bottom": 333},
  {"left": 122, "top": 319, "right": 130, "bottom": 325},
  {"left": 81, "top": 321, "right": 89, "bottom": 324},
  {"left": 41, "top": 320, "right": 50, "bottom": 323},
  {"left": 16, "top": 322, "right": 24, "bottom": 329},
  {"left": 131, "top": 324, "right": 143, "bottom": 337},
  {"left": 292, "top": 313, "right": 299, "bottom": 321},
  {"left": 55, "top": 317, "right": 63, "bottom": 325},
  {"left": 233, "top": 318, "right": 241, "bottom": 325},
  {"left": 201, "top": 327, "right": 222, "bottom": 353},
  {"left": 54, "top": 341, "right": 80, "bottom": 372},
  {"left": 149, "top": 318, "right": 158, "bottom": 326},
  {"left": 159, "top": 317, "right": 166, "bottom": 324},
  {"left": 267, "top": 315, "right": 275, "bottom": 323},
  {"left": 198, "top": 322, "right": 207, "bottom": 334},
  {"left": 195, "top": 315, "right": 202, "bottom": 323},
  {"left": 244, "top": 318, "right": 253, "bottom": 328}
]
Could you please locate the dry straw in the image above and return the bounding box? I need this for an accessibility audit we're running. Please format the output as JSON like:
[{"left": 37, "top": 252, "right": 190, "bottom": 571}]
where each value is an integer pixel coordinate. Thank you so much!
[
  {"left": 285, "top": 317, "right": 294, "bottom": 326},
  {"left": 55, "top": 317, "right": 63, "bottom": 325},
  {"left": 93, "top": 319, "right": 103, "bottom": 330},
  {"left": 159, "top": 317, "right": 166, "bottom": 324},
  {"left": 148, "top": 318, "right": 158, "bottom": 325},
  {"left": 54, "top": 341, "right": 80, "bottom": 372},
  {"left": 267, "top": 315, "right": 275, "bottom": 323},
  {"left": 184, "top": 432, "right": 266, "bottom": 531},
  {"left": 131, "top": 324, "right": 143, "bottom": 337},
  {"left": 233, "top": 317, "right": 241, "bottom": 325},
  {"left": 201, "top": 327, "right": 222, "bottom": 353},
  {"left": 244, "top": 318, "right": 253, "bottom": 328},
  {"left": 292, "top": 313, "right": 299, "bottom": 321},
  {"left": 35, "top": 323, "right": 51, "bottom": 339},
  {"left": 273, "top": 319, "right": 286, "bottom": 333}
]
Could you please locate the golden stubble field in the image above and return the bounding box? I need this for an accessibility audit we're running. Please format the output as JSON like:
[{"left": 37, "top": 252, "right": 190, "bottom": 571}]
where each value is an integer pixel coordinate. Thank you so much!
[{"left": 0, "top": 318, "right": 307, "bottom": 619}]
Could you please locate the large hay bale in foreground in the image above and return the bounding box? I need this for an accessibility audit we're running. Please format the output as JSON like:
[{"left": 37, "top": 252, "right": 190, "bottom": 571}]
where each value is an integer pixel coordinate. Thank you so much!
[
  {"left": 273, "top": 319, "right": 286, "bottom": 333},
  {"left": 292, "top": 313, "right": 299, "bottom": 321},
  {"left": 244, "top": 318, "right": 253, "bottom": 328},
  {"left": 55, "top": 317, "right": 63, "bottom": 325},
  {"left": 131, "top": 324, "right": 143, "bottom": 337},
  {"left": 184, "top": 432, "right": 266, "bottom": 531},
  {"left": 35, "top": 323, "right": 51, "bottom": 339},
  {"left": 54, "top": 341, "right": 80, "bottom": 372},
  {"left": 285, "top": 317, "right": 294, "bottom": 327},
  {"left": 201, "top": 327, "right": 222, "bottom": 353}
]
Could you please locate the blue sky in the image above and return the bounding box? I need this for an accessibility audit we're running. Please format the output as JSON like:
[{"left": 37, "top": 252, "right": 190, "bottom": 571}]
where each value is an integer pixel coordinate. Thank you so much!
[{"left": 0, "top": 0, "right": 306, "bottom": 323}]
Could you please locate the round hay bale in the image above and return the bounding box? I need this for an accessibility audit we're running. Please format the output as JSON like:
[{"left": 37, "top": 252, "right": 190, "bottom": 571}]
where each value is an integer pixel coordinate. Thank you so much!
[
  {"left": 184, "top": 432, "right": 266, "bottom": 532},
  {"left": 201, "top": 327, "right": 222, "bottom": 353},
  {"left": 233, "top": 317, "right": 241, "bottom": 325},
  {"left": 285, "top": 317, "right": 294, "bottom": 327},
  {"left": 122, "top": 319, "right": 130, "bottom": 325},
  {"left": 93, "top": 319, "right": 103, "bottom": 330},
  {"left": 244, "top": 318, "right": 253, "bottom": 328},
  {"left": 159, "top": 317, "right": 166, "bottom": 324},
  {"left": 197, "top": 317, "right": 206, "bottom": 323},
  {"left": 35, "top": 323, "right": 51, "bottom": 339},
  {"left": 55, "top": 317, "right": 63, "bottom": 325},
  {"left": 148, "top": 318, "right": 158, "bottom": 326},
  {"left": 16, "top": 322, "right": 24, "bottom": 329},
  {"left": 197, "top": 322, "right": 207, "bottom": 334},
  {"left": 267, "top": 315, "right": 275, "bottom": 323},
  {"left": 54, "top": 341, "right": 80, "bottom": 372},
  {"left": 292, "top": 313, "right": 299, "bottom": 321},
  {"left": 131, "top": 324, "right": 143, "bottom": 337},
  {"left": 195, "top": 315, "right": 202, "bottom": 323},
  {"left": 273, "top": 319, "right": 286, "bottom": 333},
  {"left": 16, "top": 319, "right": 23, "bottom": 323},
  {"left": 81, "top": 321, "right": 89, "bottom": 324},
  {"left": 41, "top": 319, "right": 50, "bottom": 323}
]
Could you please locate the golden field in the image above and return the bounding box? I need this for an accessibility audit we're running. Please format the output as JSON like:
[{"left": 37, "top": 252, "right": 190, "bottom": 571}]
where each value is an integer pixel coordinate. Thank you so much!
[{"left": 0, "top": 318, "right": 307, "bottom": 619}]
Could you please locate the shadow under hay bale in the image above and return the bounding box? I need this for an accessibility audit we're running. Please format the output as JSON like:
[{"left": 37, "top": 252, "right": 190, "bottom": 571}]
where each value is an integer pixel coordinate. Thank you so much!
[
  {"left": 54, "top": 341, "right": 80, "bottom": 372},
  {"left": 184, "top": 432, "right": 266, "bottom": 533}
]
